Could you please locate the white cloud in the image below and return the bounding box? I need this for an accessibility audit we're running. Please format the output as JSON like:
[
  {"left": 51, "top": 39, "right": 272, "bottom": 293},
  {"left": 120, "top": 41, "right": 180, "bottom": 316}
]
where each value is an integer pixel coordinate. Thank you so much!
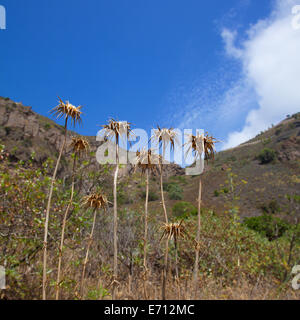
[
  {"left": 221, "top": 29, "right": 243, "bottom": 59},
  {"left": 222, "top": 0, "right": 300, "bottom": 149}
]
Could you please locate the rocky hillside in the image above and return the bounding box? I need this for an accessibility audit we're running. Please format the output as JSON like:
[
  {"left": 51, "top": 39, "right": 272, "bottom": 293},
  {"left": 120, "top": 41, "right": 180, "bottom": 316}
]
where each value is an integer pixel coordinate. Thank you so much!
[
  {"left": 182, "top": 112, "right": 300, "bottom": 219},
  {"left": 1, "top": 97, "right": 299, "bottom": 220},
  {"left": 0, "top": 97, "right": 79, "bottom": 168},
  {"left": 0, "top": 97, "right": 184, "bottom": 178}
]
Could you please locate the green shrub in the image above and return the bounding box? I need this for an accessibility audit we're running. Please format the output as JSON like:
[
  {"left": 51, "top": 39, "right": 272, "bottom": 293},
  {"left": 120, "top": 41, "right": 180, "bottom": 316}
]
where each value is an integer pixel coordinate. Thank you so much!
[
  {"left": 169, "top": 175, "right": 187, "bottom": 184},
  {"left": 260, "top": 200, "right": 281, "bottom": 214},
  {"left": 257, "top": 148, "right": 276, "bottom": 164},
  {"left": 163, "top": 181, "right": 177, "bottom": 191},
  {"left": 243, "top": 214, "right": 290, "bottom": 241},
  {"left": 168, "top": 183, "right": 183, "bottom": 200},
  {"left": 44, "top": 123, "right": 51, "bottom": 130},
  {"left": 4, "top": 127, "right": 11, "bottom": 135},
  {"left": 141, "top": 190, "right": 159, "bottom": 202},
  {"left": 172, "top": 201, "right": 197, "bottom": 219},
  {"left": 214, "top": 190, "right": 220, "bottom": 197},
  {"left": 117, "top": 188, "right": 133, "bottom": 204},
  {"left": 275, "top": 128, "right": 282, "bottom": 136},
  {"left": 268, "top": 200, "right": 281, "bottom": 214},
  {"left": 222, "top": 187, "right": 229, "bottom": 194}
]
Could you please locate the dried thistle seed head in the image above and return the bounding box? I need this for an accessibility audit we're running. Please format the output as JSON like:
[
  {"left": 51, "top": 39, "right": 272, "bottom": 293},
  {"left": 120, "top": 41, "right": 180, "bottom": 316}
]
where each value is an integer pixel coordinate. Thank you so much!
[
  {"left": 81, "top": 193, "right": 108, "bottom": 210},
  {"left": 134, "top": 148, "right": 159, "bottom": 174},
  {"left": 50, "top": 97, "right": 82, "bottom": 126},
  {"left": 70, "top": 136, "right": 90, "bottom": 155},
  {"left": 184, "top": 132, "right": 204, "bottom": 160},
  {"left": 151, "top": 126, "right": 180, "bottom": 152},
  {"left": 204, "top": 133, "right": 217, "bottom": 163},
  {"left": 101, "top": 119, "right": 133, "bottom": 144},
  {"left": 160, "top": 221, "right": 185, "bottom": 241}
]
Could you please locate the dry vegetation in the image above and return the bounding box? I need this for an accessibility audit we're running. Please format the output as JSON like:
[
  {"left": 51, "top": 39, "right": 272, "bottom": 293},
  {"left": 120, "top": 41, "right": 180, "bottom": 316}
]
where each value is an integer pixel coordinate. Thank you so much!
[{"left": 0, "top": 102, "right": 299, "bottom": 300}]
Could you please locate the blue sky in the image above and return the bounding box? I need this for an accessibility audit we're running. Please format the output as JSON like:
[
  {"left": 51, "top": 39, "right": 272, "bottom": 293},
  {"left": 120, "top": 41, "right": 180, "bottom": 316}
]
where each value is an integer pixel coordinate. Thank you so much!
[{"left": 1, "top": 0, "right": 299, "bottom": 150}]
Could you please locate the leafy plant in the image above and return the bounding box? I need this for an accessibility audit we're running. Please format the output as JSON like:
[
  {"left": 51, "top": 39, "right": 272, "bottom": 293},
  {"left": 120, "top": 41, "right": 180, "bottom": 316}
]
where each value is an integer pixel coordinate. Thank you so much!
[
  {"left": 257, "top": 148, "right": 276, "bottom": 164},
  {"left": 172, "top": 202, "right": 197, "bottom": 219},
  {"left": 243, "top": 214, "right": 290, "bottom": 241},
  {"left": 168, "top": 183, "right": 183, "bottom": 200},
  {"left": 141, "top": 190, "right": 158, "bottom": 202}
]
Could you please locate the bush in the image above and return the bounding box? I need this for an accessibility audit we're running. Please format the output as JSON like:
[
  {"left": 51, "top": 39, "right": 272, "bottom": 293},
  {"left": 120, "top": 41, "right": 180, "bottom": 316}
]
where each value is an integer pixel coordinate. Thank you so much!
[
  {"left": 44, "top": 123, "right": 51, "bottom": 130},
  {"left": 243, "top": 214, "right": 290, "bottom": 241},
  {"left": 141, "top": 190, "right": 159, "bottom": 202},
  {"left": 168, "top": 183, "right": 183, "bottom": 200},
  {"left": 214, "top": 190, "right": 220, "bottom": 197},
  {"left": 222, "top": 187, "right": 229, "bottom": 194},
  {"left": 257, "top": 148, "right": 276, "bottom": 164},
  {"left": 172, "top": 201, "right": 197, "bottom": 219},
  {"left": 169, "top": 175, "right": 187, "bottom": 184},
  {"left": 260, "top": 200, "right": 281, "bottom": 214},
  {"left": 275, "top": 128, "right": 282, "bottom": 136},
  {"left": 117, "top": 188, "right": 132, "bottom": 204},
  {"left": 163, "top": 181, "right": 177, "bottom": 191}
]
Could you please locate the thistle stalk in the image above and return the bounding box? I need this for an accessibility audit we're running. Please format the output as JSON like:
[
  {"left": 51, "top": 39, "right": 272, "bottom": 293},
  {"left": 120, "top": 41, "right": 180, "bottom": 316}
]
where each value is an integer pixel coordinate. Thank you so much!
[
  {"left": 80, "top": 192, "right": 108, "bottom": 298},
  {"left": 160, "top": 148, "right": 168, "bottom": 225},
  {"left": 162, "top": 237, "right": 169, "bottom": 300},
  {"left": 193, "top": 178, "right": 202, "bottom": 298},
  {"left": 160, "top": 148, "right": 169, "bottom": 300},
  {"left": 175, "top": 237, "right": 180, "bottom": 300},
  {"left": 143, "top": 168, "right": 149, "bottom": 299},
  {"left": 43, "top": 98, "right": 82, "bottom": 300},
  {"left": 55, "top": 154, "right": 76, "bottom": 300},
  {"left": 43, "top": 118, "right": 67, "bottom": 300},
  {"left": 134, "top": 149, "right": 157, "bottom": 300},
  {"left": 151, "top": 127, "right": 178, "bottom": 300},
  {"left": 80, "top": 208, "right": 97, "bottom": 297},
  {"left": 112, "top": 143, "right": 119, "bottom": 300}
]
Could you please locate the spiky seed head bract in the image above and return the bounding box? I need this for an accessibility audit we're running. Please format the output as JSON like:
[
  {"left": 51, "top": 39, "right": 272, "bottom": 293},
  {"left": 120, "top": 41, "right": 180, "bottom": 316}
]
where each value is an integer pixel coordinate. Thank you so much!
[
  {"left": 70, "top": 136, "right": 90, "bottom": 155},
  {"left": 204, "top": 133, "right": 217, "bottom": 163},
  {"left": 134, "top": 148, "right": 159, "bottom": 174},
  {"left": 151, "top": 126, "right": 180, "bottom": 152},
  {"left": 50, "top": 97, "right": 82, "bottom": 126},
  {"left": 184, "top": 132, "right": 204, "bottom": 161},
  {"left": 101, "top": 119, "right": 133, "bottom": 145},
  {"left": 160, "top": 221, "right": 186, "bottom": 242},
  {"left": 82, "top": 193, "right": 108, "bottom": 210}
]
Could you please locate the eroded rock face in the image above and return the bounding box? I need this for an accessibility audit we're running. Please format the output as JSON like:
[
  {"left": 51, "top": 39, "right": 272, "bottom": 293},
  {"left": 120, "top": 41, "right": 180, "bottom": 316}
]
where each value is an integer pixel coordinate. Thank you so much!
[{"left": 0, "top": 97, "right": 74, "bottom": 166}]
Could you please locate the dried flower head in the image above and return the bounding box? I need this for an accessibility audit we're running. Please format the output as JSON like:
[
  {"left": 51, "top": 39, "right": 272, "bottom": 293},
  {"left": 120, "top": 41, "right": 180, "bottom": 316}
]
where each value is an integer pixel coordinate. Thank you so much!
[
  {"left": 184, "top": 132, "right": 204, "bottom": 161},
  {"left": 70, "top": 136, "right": 90, "bottom": 155},
  {"left": 50, "top": 97, "right": 82, "bottom": 126},
  {"left": 82, "top": 193, "right": 108, "bottom": 210},
  {"left": 151, "top": 126, "right": 179, "bottom": 152},
  {"left": 134, "top": 148, "right": 159, "bottom": 174},
  {"left": 204, "top": 133, "right": 217, "bottom": 163},
  {"left": 160, "top": 221, "right": 186, "bottom": 242},
  {"left": 101, "top": 119, "right": 133, "bottom": 145}
]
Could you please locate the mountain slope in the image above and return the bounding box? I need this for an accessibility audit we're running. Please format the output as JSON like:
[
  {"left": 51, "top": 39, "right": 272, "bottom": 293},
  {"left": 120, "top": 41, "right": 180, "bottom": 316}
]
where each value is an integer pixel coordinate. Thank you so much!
[
  {"left": 1, "top": 96, "right": 299, "bottom": 219},
  {"left": 182, "top": 112, "right": 300, "bottom": 219}
]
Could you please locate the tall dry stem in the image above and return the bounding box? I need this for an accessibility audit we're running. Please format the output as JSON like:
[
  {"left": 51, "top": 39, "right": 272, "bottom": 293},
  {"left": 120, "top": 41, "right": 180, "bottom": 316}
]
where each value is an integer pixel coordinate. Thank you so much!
[
  {"left": 112, "top": 143, "right": 119, "bottom": 300},
  {"left": 55, "top": 154, "right": 76, "bottom": 300},
  {"left": 43, "top": 98, "right": 82, "bottom": 300},
  {"left": 80, "top": 208, "right": 97, "bottom": 297},
  {"left": 162, "top": 237, "right": 169, "bottom": 300},
  {"left": 151, "top": 127, "right": 179, "bottom": 300},
  {"left": 143, "top": 168, "right": 149, "bottom": 299},
  {"left": 55, "top": 137, "right": 90, "bottom": 299},
  {"left": 80, "top": 192, "right": 108, "bottom": 297},
  {"left": 134, "top": 149, "right": 158, "bottom": 299},
  {"left": 193, "top": 178, "right": 202, "bottom": 298},
  {"left": 43, "top": 118, "right": 67, "bottom": 300},
  {"left": 101, "top": 119, "right": 133, "bottom": 299}
]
